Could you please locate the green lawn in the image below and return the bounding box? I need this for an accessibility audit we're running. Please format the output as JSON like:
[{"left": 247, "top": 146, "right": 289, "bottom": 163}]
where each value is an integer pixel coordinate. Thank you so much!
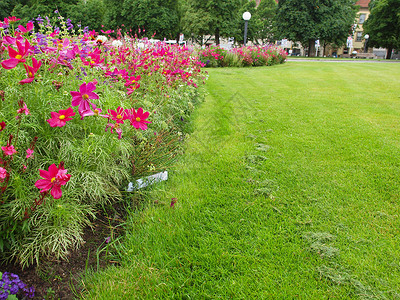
[{"left": 82, "top": 62, "right": 400, "bottom": 299}]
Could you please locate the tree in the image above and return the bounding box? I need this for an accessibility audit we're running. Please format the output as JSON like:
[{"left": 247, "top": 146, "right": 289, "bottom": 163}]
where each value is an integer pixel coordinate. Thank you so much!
[
  {"left": 68, "top": 0, "right": 105, "bottom": 32},
  {"left": 0, "top": 0, "right": 17, "bottom": 20},
  {"left": 117, "top": 0, "right": 180, "bottom": 40},
  {"left": 11, "top": 0, "right": 81, "bottom": 25},
  {"left": 363, "top": 0, "right": 400, "bottom": 59},
  {"left": 181, "top": 0, "right": 241, "bottom": 45},
  {"left": 230, "top": 0, "right": 277, "bottom": 46},
  {"left": 255, "top": 0, "right": 278, "bottom": 43},
  {"left": 275, "top": 0, "right": 357, "bottom": 56}
]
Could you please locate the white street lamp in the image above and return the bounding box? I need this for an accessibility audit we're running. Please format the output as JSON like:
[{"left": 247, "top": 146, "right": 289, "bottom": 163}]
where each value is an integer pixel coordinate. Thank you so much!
[
  {"left": 242, "top": 12, "right": 251, "bottom": 46},
  {"left": 364, "top": 34, "right": 370, "bottom": 53}
]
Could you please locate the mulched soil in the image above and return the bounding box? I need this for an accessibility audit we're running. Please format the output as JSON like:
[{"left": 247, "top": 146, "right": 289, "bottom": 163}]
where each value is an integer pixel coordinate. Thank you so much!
[{"left": 0, "top": 205, "right": 126, "bottom": 300}]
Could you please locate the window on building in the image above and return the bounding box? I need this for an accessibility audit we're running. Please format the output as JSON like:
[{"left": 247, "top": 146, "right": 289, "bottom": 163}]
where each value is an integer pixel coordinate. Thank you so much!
[
  {"left": 356, "top": 32, "right": 363, "bottom": 42},
  {"left": 359, "top": 14, "right": 366, "bottom": 24}
]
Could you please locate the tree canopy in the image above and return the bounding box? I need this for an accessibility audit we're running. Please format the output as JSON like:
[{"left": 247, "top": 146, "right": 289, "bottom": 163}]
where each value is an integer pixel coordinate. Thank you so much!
[
  {"left": 10, "top": 0, "right": 105, "bottom": 32},
  {"left": 119, "top": 0, "right": 180, "bottom": 40},
  {"left": 275, "top": 0, "right": 357, "bottom": 56},
  {"left": 363, "top": 0, "right": 400, "bottom": 59},
  {"left": 181, "top": 0, "right": 241, "bottom": 45}
]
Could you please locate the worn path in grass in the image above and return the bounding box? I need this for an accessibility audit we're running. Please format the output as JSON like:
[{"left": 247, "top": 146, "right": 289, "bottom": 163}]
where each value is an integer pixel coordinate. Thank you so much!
[{"left": 83, "top": 62, "right": 400, "bottom": 299}]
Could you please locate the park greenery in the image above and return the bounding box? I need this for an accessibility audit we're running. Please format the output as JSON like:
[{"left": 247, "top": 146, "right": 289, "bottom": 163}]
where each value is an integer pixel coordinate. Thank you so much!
[
  {"left": 0, "top": 11, "right": 286, "bottom": 274},
  {"left": 275, "top": 0, "right": 358, "bottom": 57},
  {"left": 364, "top": 0, "right": 400, "bottom": 59},
  {"left": 1, "top": 0, "right": 398, "bottom": 55}
]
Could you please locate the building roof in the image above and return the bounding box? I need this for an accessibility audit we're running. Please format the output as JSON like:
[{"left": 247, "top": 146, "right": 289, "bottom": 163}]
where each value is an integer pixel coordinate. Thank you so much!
[{"left": 356, "top": 0, "right": 370, "bottom": 8}]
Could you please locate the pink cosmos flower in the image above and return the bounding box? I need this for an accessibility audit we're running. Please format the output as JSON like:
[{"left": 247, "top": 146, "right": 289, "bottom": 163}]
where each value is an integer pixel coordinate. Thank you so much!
[
  {"left": 70, "top": 82, "right": 99, "bottom": 116},
  {"left": 0, "top": 167, "right": 7, "bottom": 182},
  {"left": 1, "top": 39, "right": 31, "bottom": 69},
  {"left": 18, "top": 21, "right": 34, "bottom": 33},
  {"left": 126, "top": 107, "right": 151, "bottom": 130},
  {"left": 19, "top": 57, "right": 42, "bottom": 85},
  {"left": 80, "top": 104, "right": 108, "bottom": 120},
  {"left": 124, "top": 75, "right": 141, "bottom": 87},
  {"left": 2, "top": 144, "right": 17, "bottom": 156},
  {"left": 47, "top": 107, "right": 75, "bottom": 127},
  {"left": 107, "top": 106, "right": 127, "bottom": 124},
  {"left": 105, "top": 123, "right": 122, "bottom": 139},
  {"left": 26, "top": 148, "right": 34, "bottom": 159},
  {"left": 16, "top": 100, "right": 30, "bottom": 116},
  {"left": 126, "top": 83, "right": 140, "bottom": 95},
  {"left": 4, "top": 16, "right": 20, "bottom": 25},
  {"left": 35, "top": 162, "right": 71, "bottom": 199}
]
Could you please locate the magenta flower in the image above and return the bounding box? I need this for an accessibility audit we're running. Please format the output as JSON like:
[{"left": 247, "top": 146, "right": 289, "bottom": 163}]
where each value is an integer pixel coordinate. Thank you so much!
[
  {"left": 26, "top": 148, "right": 34, "bottom": 159},
  {"left": 0, "top": 121, "right": 6, "bottom": 132},
  {"left": 17, "top": 21, "right": 34, "bottom": 33},
  {"left": 1, "top": 39, "right": 31, "bottom": 70},
  {"left": 70, "top": 82, "right": 99, "bottom": 115},
  {"left": 0, "top": 167, "right": 7, "bottom": 182},
  {"left": 34, "top": 162, "right": 71, "bottom": 199},
  {"left": 105, "top": 123, "right": 122, "bottom": 139},
  {"left": 2, "top": 144, "right": 16, "bottom": 156},
  {"left": 19, "top": 57, "right": 42, "bottom": 85},
  {"left": 47, "top": 107, "right": 75, "bottom": 127},
  {"left": 80, "top": 104, "right": 108, "bottom": 120},
  {"left": 126, "top": 83, "right": 140, "bottom": 96},
  {"left": 107, "top": 106, "right": 127, "bottom": 124},
  {"left": 17, "top": 100, "right": 30, "bottom": 116},
  {"left": 127, "top": 107, "right": 151, "bottom": 130}
]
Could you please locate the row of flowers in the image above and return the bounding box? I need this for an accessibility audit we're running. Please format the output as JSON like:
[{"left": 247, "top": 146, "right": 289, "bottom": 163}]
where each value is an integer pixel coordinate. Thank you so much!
[
  {"left": 199, "top": 45, "right": 287, "bottom": 67},
  {"left": 0, "top": 14, "right": 206, "bottom": 270}
]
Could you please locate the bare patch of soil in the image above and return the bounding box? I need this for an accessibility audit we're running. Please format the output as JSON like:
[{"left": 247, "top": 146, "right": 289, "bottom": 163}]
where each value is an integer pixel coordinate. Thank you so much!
[{"left": 0, "top": 206, "right": 126, "bottom": 299}]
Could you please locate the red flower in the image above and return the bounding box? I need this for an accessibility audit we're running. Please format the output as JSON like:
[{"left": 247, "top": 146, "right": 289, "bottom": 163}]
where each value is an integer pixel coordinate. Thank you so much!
[
  {"left": 107, "top": 106, "right": 127, "bottom": 124},
  {"left": 0, "top": 121, "right": 6, "bottom": 132},
  {"left": 47, "top": 107, "right": 75, "bottom": 127},
  {"left": 127, "top": 107, "right": 151, "bottom": 130},
  {"left": 35, "top": 162, "right": 71, "bottom": 199},
  {"left": 1, "top": 39, "right": 31, "bottom": 70}
]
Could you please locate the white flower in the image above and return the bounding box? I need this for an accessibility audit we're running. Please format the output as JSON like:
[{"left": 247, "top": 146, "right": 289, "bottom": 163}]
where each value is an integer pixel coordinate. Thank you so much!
[
  {"left": 112, "top": 40, "right": 123, "bottom": 48},
  {"left": 96, "top": 35, "right": 107, "bottom": 43}
]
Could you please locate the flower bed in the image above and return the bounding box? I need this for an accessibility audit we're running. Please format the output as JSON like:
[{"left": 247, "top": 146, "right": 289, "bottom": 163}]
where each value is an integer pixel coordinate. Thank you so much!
[
  {"left": 198, "top": 45, "right": 287, "bottom": 67},
  {"left": 0, "top": 15, "right": 205, "bottom": 268},
  {"left": 0, "top": 14, "right": 288, "bottom": 272}
]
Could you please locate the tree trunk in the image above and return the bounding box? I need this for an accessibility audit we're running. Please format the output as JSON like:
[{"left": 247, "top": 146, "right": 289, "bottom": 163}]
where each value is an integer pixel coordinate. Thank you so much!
[
  {"left": 308, "top": 39, "right": 316, "bottom": 57},
  {"left": 386, "top": 47, "right": 393, "bottom": 59},
  {"left": 215, "top": 27, "right": 220, "bottom": 46}
]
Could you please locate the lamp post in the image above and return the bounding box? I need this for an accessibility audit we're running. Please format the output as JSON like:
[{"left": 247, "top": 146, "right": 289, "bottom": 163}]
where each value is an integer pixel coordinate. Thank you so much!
[
  {"left": 242, "top": 11, "right": 251, "bottom": 46},
  {"left": 364, "top": 34, "right": 369, "bottom": 53}
]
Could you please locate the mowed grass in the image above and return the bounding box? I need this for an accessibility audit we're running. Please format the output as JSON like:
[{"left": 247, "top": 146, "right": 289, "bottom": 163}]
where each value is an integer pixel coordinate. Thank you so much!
[{"left": 82, "top": 62, "right": 400, "bottom": 299}]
